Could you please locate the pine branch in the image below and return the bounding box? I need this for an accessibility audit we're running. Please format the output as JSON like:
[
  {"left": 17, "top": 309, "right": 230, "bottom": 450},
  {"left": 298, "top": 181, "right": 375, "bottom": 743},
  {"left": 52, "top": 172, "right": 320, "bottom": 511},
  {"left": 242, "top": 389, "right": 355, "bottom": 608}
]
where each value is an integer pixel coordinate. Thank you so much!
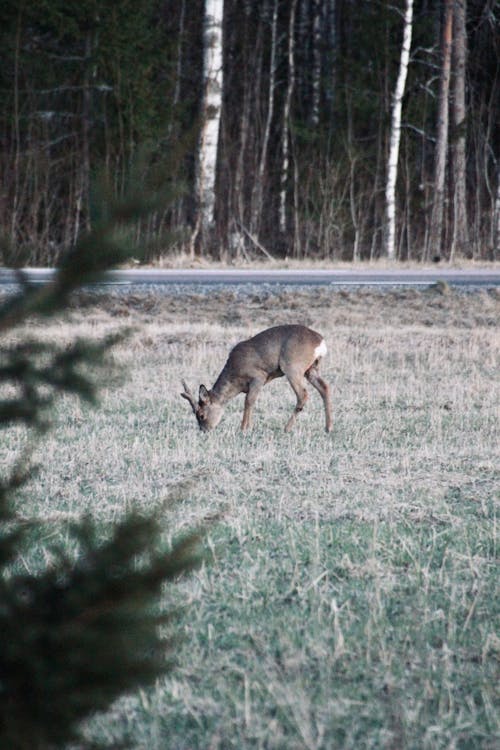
[
  {"left": 0, "top": 515, "right": 203, "bottom": 750},
  {"left": 0, "top": 179, "right": 207, "bottom": 749}
]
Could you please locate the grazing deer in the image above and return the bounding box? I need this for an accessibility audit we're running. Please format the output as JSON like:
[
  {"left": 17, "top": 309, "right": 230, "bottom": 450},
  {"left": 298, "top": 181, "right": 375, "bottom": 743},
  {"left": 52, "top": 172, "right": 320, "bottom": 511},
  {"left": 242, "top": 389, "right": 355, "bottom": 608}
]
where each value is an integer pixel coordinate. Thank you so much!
[{"left": 181, "top": 324, "right": 332, "bottom": 433}]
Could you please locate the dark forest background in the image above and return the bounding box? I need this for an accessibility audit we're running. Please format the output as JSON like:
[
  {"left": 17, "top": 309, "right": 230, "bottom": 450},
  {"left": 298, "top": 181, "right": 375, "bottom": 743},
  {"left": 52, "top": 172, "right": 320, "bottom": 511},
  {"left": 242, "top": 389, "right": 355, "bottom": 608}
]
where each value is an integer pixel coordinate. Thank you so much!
[{"left": 1, "top": 0, "right": 499, "bottom": 264}]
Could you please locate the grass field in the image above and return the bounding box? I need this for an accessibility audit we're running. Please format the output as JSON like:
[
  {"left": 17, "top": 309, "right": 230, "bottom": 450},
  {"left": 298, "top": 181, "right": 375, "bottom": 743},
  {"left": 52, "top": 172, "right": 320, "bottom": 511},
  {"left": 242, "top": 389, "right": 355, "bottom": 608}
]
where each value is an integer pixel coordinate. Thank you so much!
[{"left": 3, "top": 285, "right": 499, "bottom": 749}]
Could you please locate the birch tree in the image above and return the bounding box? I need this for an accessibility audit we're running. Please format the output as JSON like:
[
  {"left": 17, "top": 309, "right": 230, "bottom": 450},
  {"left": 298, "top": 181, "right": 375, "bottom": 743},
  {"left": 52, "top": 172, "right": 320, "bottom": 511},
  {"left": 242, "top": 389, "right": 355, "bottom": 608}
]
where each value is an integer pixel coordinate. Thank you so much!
[
  {"left": 383, "top": 0, "right": 414, "bottom": 261},
  {"left": 1, "top": 0, "right": 499, "bottom": 263},
  {"left": 428, "top": 0, "right": 453, "bottom": 259},
  {"left": 194, "top": 0, "right": 224, "bottom": 250},
  {"left": 450, "top": 0, "right": 468, "bottom": 259}
]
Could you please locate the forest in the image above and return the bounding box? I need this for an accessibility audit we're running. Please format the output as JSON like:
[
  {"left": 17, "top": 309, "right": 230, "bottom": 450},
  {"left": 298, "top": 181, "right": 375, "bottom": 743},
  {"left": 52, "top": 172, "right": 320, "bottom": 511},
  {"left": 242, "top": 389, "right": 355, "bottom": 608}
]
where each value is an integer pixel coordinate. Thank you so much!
[{"left": 1, "top": 0, "right": 499, "bottom": 265}]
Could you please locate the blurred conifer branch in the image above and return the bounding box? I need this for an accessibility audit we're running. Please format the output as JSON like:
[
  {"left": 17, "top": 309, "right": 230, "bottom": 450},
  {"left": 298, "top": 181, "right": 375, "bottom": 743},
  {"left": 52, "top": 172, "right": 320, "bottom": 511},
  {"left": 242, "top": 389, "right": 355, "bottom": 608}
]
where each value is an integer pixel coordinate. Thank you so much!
[{"left": 0, "top": 177, "right": 205, "bottom": 749}]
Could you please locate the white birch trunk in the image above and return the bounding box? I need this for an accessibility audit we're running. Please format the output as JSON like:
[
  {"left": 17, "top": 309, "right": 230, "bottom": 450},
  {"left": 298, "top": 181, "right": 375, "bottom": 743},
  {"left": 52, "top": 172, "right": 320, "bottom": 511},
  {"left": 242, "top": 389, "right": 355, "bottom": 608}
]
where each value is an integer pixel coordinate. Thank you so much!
[
  {"left": 279, "top": 0, "right": 299, "bottom": 235},
  {"left": 384, "top": 0, "right": 414, "bottom": 260},
  {"left": 196, "top": 0, "right": 224, "bottom": 238}
]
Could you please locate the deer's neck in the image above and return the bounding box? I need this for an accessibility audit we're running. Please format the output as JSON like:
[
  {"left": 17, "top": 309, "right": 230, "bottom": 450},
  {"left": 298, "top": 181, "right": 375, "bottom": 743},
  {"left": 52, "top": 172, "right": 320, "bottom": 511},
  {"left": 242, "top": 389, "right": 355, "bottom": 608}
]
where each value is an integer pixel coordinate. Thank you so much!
[{"left": 211, "top": 365, "right": 241, "bottom": 404}]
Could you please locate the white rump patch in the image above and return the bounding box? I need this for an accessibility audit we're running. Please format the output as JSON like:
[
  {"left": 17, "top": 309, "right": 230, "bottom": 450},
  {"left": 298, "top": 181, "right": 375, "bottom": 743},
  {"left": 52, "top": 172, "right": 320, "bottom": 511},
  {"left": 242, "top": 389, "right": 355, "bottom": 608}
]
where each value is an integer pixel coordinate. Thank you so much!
[{"left": 314, "top": 340, "right": 327, "bottom": 359}]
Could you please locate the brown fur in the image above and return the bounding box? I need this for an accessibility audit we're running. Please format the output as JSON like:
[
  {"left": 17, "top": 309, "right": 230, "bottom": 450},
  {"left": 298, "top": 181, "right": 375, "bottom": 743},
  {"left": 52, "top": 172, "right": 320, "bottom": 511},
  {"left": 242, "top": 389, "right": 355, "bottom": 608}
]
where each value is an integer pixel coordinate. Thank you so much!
[{"left": 181, "top": 324, "right": 332, "bottom": 432}]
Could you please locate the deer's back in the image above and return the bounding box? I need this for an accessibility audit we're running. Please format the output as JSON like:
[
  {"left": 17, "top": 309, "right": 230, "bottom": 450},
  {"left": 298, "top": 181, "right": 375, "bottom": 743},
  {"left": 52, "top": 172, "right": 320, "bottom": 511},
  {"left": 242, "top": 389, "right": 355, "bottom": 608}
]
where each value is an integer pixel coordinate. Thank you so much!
[{"left": 228, "top": 324, "right": 324, "bottom": 375}]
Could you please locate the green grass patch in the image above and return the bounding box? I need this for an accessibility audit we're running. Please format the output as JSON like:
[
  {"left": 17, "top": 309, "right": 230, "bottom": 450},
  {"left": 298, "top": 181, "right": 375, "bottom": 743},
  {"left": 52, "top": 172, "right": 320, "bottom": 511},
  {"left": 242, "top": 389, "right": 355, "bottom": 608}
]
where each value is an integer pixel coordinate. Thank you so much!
[{"left": 82, "top": 518, "right": 499, "bottom": 749}]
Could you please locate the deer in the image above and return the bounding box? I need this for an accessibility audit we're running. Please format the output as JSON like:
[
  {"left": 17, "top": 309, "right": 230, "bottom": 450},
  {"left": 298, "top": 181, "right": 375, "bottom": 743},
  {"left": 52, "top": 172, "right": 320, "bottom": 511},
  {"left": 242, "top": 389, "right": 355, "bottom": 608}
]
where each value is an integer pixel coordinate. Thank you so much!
[{"left": 181, "top": 324, "right": 332, "bottom": 433}]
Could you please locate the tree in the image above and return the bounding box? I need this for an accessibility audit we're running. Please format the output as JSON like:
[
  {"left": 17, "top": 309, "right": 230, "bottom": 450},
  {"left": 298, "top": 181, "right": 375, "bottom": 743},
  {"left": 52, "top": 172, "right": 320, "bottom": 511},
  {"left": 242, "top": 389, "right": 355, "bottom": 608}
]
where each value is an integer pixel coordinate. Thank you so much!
[
  {"left": 450, "top": 0, "right": 468, "bottom": 259},
  {"left": 279, "top": 0, "right": 299, "bottom": 237},
  {"left": 192, "top": 0, "right": 225, "bottom": 253},
  {"left": 0, "top": 188, "right": 204, "bottom": 749},
  {"left": 428, "top": 0, "right": 453, "bottom": 260},
  {"left": 494, "top": 166, "right": 500, "bottom": 259},
  {"left": 1, "top": 1, "right": 499, "bottom": 262},
  {"left": 310, "top": 0, "right": 323, "bottom": 128},
  {"left": 250, "top": 0, "right": 279, "bottom": 238},
  {"left": 383, "top": 0, "right": 414, "bottom": 261}
]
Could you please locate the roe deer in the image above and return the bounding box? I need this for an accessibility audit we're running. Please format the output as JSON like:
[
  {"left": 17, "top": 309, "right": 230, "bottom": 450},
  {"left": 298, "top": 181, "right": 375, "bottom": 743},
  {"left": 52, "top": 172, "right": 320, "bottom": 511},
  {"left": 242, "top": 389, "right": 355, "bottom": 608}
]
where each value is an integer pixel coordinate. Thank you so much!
[{"left": 181, "top": 324, "right": 332, "bottom": 433}]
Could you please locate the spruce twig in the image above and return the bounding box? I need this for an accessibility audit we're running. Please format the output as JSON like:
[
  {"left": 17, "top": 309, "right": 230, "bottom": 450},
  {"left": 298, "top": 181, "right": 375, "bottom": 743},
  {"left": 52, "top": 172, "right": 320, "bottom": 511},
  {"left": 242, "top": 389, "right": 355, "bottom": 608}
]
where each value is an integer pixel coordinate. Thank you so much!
[{"left": 0, "top": 181, "right": 205, "bottom": 749}]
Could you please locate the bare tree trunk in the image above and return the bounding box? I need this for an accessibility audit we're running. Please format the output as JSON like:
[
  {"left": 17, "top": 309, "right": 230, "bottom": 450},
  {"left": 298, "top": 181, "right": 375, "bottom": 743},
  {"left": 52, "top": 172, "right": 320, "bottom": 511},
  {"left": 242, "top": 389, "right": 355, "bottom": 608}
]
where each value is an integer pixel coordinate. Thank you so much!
[
  {"left": 428, "top": 0, "right": 453, "bottom": 260},
  {"left": 450, "top": 0, "right": 468, "bottom": 260},
  {"left": 11, "top": 8, "right": 22, "bottom": 245},
  {"left": 349, "top": 153, "right": 360, "bottom": 262},
  {"left": 384, "top": 0, "right": 414, "bottom": 260},
  {"left": 326, "top": 0, "right": 337, "bottom": 118},
  {"left": 81, "top": 30, "right": 93, "bottom": 235},
  {"left": 345, "top": 93, "right": 360, "bottom": 261},
  {"left": 494, "top": 165, "right": 500, "bottom": 260},
  {"left": 297, "top": 0, "right": 310, "bottom": 102},
  {"left": 404, "top": 134, "right": 413, "bottom": 260},
  {"left": 173, "top": 0, "right": 186, "bottom": 110},
  {"left": 192, "top": 0, "right": 224, "bottom": 255},
  {"left": 293, "top": 137, "right": 301, "bottom": 256},
  {"left": 251, "top": 0, "right": 278, "bottom": 235},
  {"left": 279, "top": 0, "right": 299, "bottom": 236},
  {"left": 165, "top": 0, "right": 186, "bottom": 152},
  {"left": 310, "top": 0, "right": 322, "bottom": 128},
  {"left": 234, "top": 83, "right": 251, "bottom": 228}
]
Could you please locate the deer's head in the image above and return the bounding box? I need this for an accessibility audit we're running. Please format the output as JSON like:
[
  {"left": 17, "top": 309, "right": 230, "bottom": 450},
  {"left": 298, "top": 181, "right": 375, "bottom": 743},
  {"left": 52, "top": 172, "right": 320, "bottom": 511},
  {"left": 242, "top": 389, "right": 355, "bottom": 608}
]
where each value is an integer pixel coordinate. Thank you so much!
[{"left": 181, "top": 381, "right": 224, "bottom": 432}]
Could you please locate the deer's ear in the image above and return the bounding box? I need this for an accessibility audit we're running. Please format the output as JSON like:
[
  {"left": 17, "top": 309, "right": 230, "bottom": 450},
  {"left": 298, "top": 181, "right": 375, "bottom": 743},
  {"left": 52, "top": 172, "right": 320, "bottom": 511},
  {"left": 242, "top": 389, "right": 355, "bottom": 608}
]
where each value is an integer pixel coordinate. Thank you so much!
[{"left": 199, "top": 385, "right": 210, "bottom": 404}]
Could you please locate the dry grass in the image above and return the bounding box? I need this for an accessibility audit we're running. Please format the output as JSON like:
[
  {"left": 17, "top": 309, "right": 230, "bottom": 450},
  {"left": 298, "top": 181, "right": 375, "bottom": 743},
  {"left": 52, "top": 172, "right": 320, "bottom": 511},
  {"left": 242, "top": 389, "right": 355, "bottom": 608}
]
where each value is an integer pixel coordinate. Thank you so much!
[
  {"left": 2, "top": 285, "right": 499, "bottom": 749},
  {"left": 124, "top": 251, "right": 500, "bottom": 271}
]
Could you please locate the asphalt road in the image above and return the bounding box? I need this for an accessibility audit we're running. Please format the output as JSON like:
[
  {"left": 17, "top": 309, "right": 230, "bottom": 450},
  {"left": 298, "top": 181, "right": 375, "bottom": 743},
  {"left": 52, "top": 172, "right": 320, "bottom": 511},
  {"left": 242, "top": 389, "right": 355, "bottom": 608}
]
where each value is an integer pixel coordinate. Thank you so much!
[{"left": 0, "top": 267, "right": 499, "bottom": 287}]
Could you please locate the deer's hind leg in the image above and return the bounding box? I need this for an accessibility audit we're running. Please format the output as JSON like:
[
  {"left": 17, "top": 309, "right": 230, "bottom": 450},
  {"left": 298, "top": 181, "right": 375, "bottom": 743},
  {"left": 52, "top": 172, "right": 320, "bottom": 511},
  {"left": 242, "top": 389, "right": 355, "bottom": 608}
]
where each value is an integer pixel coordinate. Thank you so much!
[
  {"left": 306, "top": 366, "right": 333, "bottom": 433},
  {"left": 283, "top": 370, "right": 309, "bottom": 432}
]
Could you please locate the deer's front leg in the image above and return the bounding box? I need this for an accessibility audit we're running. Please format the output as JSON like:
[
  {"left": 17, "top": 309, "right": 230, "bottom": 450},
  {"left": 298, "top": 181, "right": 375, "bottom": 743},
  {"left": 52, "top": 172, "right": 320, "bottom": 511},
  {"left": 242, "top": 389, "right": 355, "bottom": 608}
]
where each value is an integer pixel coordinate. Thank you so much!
[{"left": 241, "top": 378, "right": 264, "bottom": 430}]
